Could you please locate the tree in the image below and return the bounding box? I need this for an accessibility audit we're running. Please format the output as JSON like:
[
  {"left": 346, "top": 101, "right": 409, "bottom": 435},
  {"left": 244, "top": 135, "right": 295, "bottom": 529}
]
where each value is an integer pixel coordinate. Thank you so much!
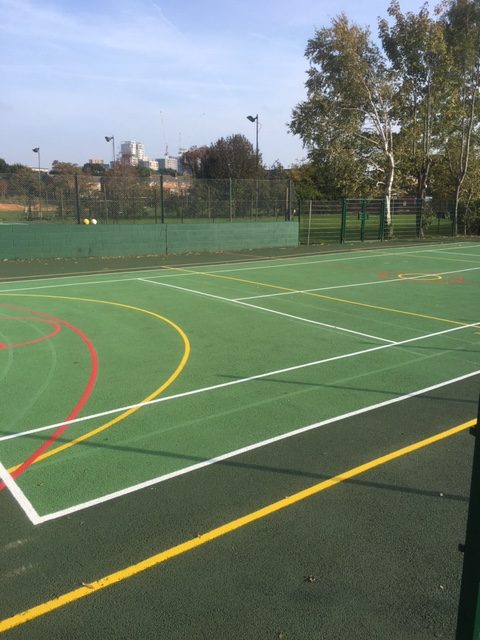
[
  {"left": 103, "top": 164, "right": 150, "bottom": 219},
  {"left": 267, "top": 160, "right": 289, "bottom": 180},
  {"left": 379, "top": 1, "right": 448, "bottom": 202},
  {"left": 441, "top": 0, "right": 480, "bottom": 234},
  {"left": 8, "top": 167, "right": 40, "bottom": 219},
  {"left": 202, "top": 134, "right": 260, "bottom": 179},
  {"left": 0, "top": 159, "right": 27, "bottom": 174},
  {"left": 83, "top": 162, "right": 106, "bottom": 176},
  {"left": 290, "top": 14, "right": 398, "bottom": 224},
  {"left": 50, "top": 161, "right": 82, "bottom": 175},
  {"left": 181, "top": 146, "right": 210, "bottom": 178}
]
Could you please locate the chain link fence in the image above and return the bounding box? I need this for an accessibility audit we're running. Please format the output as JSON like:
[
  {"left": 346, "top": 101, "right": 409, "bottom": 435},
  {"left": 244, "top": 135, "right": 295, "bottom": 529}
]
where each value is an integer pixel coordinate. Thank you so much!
[
  {"left": 298, "top": 197, "right": 479, "bottom": 244},
  {"left": 0, "top": 173, "right": 297, "bottom": 224}
]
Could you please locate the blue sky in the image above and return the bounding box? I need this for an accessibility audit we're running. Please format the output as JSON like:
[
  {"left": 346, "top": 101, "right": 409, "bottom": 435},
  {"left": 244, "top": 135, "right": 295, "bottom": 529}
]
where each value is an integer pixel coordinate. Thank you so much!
[{"left": 1, "top": 0, "right": 426, "bottom": 170}]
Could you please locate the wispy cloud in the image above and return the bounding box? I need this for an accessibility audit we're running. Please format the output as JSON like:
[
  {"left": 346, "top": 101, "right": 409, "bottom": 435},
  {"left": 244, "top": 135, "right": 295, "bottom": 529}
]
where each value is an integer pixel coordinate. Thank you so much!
[{"left": 0, "top": 0, "right": 318, "bottom": 166}]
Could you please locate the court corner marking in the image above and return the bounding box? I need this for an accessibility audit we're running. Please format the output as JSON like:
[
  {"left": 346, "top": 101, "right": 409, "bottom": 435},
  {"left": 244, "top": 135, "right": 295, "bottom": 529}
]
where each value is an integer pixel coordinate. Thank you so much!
[
  {"left": 0, "top": 414, "right": 476, "bottom": 634},
  {"left": 0, "top": 461, "right": 41, "bottom": 525}
]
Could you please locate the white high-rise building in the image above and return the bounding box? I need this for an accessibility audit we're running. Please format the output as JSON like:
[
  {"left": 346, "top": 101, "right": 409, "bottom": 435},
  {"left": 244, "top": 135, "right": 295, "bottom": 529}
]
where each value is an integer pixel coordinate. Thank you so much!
[{"left": 120, "top": 141, "right": 146, "bottom": 166}]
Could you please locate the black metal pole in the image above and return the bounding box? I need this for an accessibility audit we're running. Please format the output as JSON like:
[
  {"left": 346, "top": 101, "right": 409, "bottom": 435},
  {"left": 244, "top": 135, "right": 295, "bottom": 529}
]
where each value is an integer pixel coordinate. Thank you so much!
[
  {"left": 456, "top": 388, "right": 480, "bottom": 639},
  {"left": 74, "top": 174, "right": 81, "bottom": 224},
  {"left": 160, "top": 174, "right": 165, "bottom": 224}
]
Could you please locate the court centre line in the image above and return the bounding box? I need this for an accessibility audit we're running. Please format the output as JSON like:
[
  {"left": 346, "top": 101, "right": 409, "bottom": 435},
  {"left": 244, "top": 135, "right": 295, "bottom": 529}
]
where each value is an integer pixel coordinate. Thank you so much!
[
  {"left": 233, "top": 265, "right": 480, "bottom": 301},
  {"left": 0, "top": 415, "right": 476, "bottom": 633},
  {"left": 0, "top": 321, "right": 478, "bottom": 446},
  {"left": 139, "top": 278, "right": 395, "bottom": 344}
]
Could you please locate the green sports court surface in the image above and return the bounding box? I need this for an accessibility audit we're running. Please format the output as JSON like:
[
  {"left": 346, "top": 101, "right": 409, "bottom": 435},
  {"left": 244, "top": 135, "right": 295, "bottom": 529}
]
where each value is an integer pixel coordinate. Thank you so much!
[{"left": 0, "top": 240, "right": 479, "bottom": 638}]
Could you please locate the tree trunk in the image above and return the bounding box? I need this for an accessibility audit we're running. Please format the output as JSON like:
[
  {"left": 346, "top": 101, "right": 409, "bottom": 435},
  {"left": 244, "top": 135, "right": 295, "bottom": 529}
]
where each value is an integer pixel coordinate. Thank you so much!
[
  {"left": 453, "top": 181, "right": 461, "bottom": 236},
  {"left": 384, "top": 152, "right": 395, "bottom": 234}
]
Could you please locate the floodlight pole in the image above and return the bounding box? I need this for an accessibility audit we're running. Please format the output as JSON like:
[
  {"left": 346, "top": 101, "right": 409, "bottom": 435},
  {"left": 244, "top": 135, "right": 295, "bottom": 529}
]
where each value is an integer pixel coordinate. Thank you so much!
[
  {"left": 32, "top": 147, "right": 42, "bottom": 218},
  {"left": 247, "top": 114, "right": 259, "bottom": 217},
  {"left": 246, "top": 114, "right": 259, "bottom": 173},
  {"left": 105, "top": 136, "right": 115, "bottom": 167}
]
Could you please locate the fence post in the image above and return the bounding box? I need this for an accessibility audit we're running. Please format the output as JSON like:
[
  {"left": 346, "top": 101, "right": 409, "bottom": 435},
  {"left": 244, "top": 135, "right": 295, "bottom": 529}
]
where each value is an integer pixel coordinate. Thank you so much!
[
  {"left": 307, "top": 200, "right": 312, "bottom": 245},
  {"left": 74, "top": 174, "right": 81, "bottom": 224},
  {"left": 340, "top": 198, "right": 347, "bottom": 243},
  {"left": 229, "top": 178, "right": 233, "bottom": 221},
  {"left": 455, "top": 389, "right": 480, "bottom": 640},
  {"left": 379, "top": 198, "right": 386, "bottom": 241},
  {"left": 416, "top": 198, "right": 422, "bottom": 238},
  {"left": 360, "top": 199, "right": 367, "bottom": 241},
  {"left": 286, "top": 179, "right": 293, "bottom": 221}
]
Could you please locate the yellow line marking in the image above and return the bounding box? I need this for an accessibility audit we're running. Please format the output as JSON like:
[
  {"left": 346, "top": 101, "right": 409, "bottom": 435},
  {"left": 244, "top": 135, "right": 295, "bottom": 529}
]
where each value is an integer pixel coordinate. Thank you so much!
[
  {"left": 0, "top": 294, "right": 190, "bottom": 468},
  {"left": 0, "top": 417, "right": 475, "bottom": 633},
  {"left": 164, "top": 265, "right": 469, "bottom": 327},
  {"left": 398, "top": 273, "right": 442, "bottom": 281}
]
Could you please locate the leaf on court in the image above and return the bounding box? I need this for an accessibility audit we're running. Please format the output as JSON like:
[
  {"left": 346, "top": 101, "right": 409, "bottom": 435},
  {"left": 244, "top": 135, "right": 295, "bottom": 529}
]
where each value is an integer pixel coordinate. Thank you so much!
[{"left": 81, "top": 581, "right": 94, "bottom": 589}]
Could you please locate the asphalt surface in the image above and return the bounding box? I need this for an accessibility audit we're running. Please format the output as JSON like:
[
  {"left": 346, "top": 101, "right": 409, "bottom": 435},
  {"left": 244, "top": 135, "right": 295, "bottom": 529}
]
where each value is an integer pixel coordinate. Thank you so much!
[{"left": 1, "top": 375, "right": 478, "bottom": 639}]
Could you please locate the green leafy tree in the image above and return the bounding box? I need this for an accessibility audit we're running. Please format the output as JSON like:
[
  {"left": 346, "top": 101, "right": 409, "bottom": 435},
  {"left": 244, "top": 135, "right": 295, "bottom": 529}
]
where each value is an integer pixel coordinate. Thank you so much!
[
  {"left": 83, "top": 162, "right": 106, "bottom": 176},
  {"left": 290, "top": 14, "right": 398, "bottom": 225},
  {"left": 8, "top": 167, "right": 40, "bottom": 219},
  {"left": 379, "top": 1, "right": 448, "bottom": 201},
  {"left": 203, "top": 134, "right": 260, "bottom": 179},
  {"left": 103, "top": 164, "right": 150, "bottom": 219},
  {"left": 440, "top": 0, "right": 480, "bottom": 234},
  {"left": 181, "top": 146, "right": 210, "bottom": 178}
]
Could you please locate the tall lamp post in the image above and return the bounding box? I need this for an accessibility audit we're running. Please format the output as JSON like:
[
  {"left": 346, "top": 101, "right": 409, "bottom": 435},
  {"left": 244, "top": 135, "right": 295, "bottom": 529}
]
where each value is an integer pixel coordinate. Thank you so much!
[
  {"left": 105, "top": 136, "right": 115, "bottom": 167},
  {"left": 32, "top": 147, "right": 42, "bottom": 218},
  {"left": 247, "top": 114, "right": 259, "bottom": 217},
  {"left": 246, "top": 114, "right": 259, "bottom": 172}
]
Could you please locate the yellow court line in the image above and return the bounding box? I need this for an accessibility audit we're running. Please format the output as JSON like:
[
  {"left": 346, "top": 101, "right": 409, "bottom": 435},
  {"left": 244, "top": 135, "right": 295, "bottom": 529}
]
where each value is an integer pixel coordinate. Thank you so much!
[
  {"left": 0, "top": 417, "right": 475, "bottom": 633},
  {"left": 0, "top": 294, "right": 190, "bottom": 469},
  {"left": 164, "top": 266, "right": 469, "bottom": 327}
]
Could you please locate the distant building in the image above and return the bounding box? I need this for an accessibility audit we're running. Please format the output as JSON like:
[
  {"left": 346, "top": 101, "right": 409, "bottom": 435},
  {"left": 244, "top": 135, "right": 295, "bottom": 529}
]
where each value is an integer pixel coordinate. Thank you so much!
[
  {"left": 139, "top": 159, "right": 159, "bottom": 171},
  {"left": 157, "top": 155, "right": 179, "bottom": 172},
  {"left": 120, "top": 141, "right": 146, "bottom": 166},
  {"left": 30, "top": 166, "right": 49, "bottom": 173},
  {"left": 88, "top": 158, "right": 105, "bottom": 165}
]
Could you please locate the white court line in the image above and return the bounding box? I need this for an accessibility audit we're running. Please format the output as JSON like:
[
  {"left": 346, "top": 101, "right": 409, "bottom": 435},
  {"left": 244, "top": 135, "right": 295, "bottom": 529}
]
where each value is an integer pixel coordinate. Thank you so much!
[
  {"left": 1, "top": 321, "right": 478, "bottom": 445},
  {"left": 426, "top": 249, "right": 480, "bottom": 260},
  {"left": 31, "top": 368, "right": 480, "bottom": 523},
  {"left": 0, "top": 241, "right": 477, "bottom": 293},
  {"left": 139, "top": 278, "right": 395, "bottom": 344},
  {"left": 0, "top": 461, "right": 41, "bottom": 525},
  {"left": 1, "top": 258, "right": 477, "bottom": 297},
  {"left": 234, "top": 265, "right": 480, "bottom": 301}
]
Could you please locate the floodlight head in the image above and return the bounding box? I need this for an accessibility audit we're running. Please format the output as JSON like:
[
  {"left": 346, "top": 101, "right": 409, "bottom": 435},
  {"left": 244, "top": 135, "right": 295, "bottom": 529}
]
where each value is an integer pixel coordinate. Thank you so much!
[
  {"left": 32, "top": 147, "right": 39, "bottom": 153},
  {"left": 105, "top": 136, "right": 113, "bottom": 142},
  {"left": 246, "top": 115, "right": 257, "bottom": 123}
]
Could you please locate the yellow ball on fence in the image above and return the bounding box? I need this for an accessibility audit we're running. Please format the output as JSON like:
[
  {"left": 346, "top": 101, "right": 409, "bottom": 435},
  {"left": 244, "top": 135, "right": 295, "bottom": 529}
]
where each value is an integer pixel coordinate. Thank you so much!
[{"left": 83, "top": 218, "right": 90, "bottom": 225}]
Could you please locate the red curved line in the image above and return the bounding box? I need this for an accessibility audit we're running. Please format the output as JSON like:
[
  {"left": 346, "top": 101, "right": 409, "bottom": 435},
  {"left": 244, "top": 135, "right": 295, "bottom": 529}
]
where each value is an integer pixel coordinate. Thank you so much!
[
  {"left": 0, "top": 316, "right": 62, "bottom": 349},
  {"left": 0, "top": 304, "right": 98, "bottom": 486}
]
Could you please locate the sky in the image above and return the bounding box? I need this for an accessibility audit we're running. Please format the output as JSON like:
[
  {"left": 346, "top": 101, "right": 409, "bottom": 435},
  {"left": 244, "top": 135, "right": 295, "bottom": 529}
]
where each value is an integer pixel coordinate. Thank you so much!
[{"left": 1, "top": 0, "right": 428, "bottom": 170}]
